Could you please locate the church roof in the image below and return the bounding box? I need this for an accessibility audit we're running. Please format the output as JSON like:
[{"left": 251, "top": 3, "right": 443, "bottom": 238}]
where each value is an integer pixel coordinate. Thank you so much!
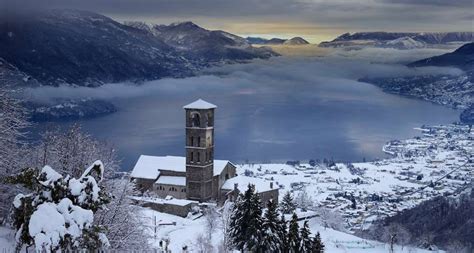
[
  {"left": 155, "top": 176, "right": 186, "bottom": 186},
  {"left": 130, "top": 155, "right": 233, "bottom": 180},
  {"left": 183, "top": 99, "right": 217, "bottom": 110}
]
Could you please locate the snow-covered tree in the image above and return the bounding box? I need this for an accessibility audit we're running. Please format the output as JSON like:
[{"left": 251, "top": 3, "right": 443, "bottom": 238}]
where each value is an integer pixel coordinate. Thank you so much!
[
  {"left": 27, "top": 124, "right": 119, "bottom": 178},
  {"left": 280, "top": 191, "right": 297, "bottom": 214},
  {"left": 262, "top": 199, "right": 283, "bottom": 251},
  {"left": 295, "top": 187, "right": 314, "bottom": 211},
  {"left": 204, "top": 206, "right": 219, "bottom": 240},
  {"left": 220, "top": 200, "right": 234, "bottom": 252},
  {"left": 24, "top": 124, "right": 148, "bottom": 249},
  {"left": 8, "top": 161, "right": 110, "bottom": 251},
  {"left": 228, "top": 184, "right": 264, "bottom": 252},
  {"left": 0, "top": 87, "right": 28, "bottom": 222},
  {"left": 318, "top": 207, "right": 344, "bottom": 231},
  {"left": 382, "top": 223, "right": 411, "bottom": 253},
  {"left": 300, "top": 220, "right": 313, "bottom": 252},
  {"left": 277, "top": 214, "right": 289, "bottom": 252},
  {"left": 94, "top": 179, "right": 150, "bottom": 250},
  {"left": 288, "top": 213, "right": 301, "bottom": 253},
  {"left": 312, "top": 232, "right": 325, "bottom": 253}
]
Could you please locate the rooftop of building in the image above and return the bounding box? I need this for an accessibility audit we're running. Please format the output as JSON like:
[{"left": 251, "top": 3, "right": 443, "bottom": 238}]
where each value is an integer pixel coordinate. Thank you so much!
[
  {"left": 130, "top": 155, "right": 234, "bottom": 180},
  {"left": 183, "top": 99, "right": 217, "bottom": 110}
]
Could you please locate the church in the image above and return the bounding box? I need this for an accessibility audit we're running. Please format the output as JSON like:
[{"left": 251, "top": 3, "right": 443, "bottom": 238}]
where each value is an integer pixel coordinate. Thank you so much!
[{"left": 130, "top": 99, "right": 279, "bottom": 207}]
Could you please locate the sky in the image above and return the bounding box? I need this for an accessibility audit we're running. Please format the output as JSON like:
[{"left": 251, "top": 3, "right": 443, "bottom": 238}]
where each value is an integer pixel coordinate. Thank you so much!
[{"left": 2, "top": 0, "right": 473, "bottom": 43}]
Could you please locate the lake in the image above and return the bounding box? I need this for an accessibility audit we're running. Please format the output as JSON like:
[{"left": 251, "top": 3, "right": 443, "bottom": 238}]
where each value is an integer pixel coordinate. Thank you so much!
[{"left": 31, "top": 54, "right": 460, "bottom": 169}]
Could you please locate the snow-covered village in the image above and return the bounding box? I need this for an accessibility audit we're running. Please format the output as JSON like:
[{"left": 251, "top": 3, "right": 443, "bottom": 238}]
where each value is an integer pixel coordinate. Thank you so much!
[{"left": 1, "top": 1, "right": 474, "bottom": 253}]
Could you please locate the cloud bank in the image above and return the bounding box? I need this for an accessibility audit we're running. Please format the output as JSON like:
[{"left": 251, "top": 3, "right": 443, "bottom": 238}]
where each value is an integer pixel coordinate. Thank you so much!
[{"left": 23, "top": 47, "right": 463, "bottom": 104}]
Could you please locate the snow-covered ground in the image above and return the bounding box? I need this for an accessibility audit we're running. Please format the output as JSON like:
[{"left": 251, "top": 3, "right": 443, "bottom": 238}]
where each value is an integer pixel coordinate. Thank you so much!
[{"left": 138, "top": 207, "right": 439, "bottom": 253}]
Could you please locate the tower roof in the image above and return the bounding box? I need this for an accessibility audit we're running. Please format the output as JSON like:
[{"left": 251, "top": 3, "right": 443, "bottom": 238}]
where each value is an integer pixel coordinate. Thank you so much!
[{"left": 183, "top": 99, "right": 217, "bottom": 110}]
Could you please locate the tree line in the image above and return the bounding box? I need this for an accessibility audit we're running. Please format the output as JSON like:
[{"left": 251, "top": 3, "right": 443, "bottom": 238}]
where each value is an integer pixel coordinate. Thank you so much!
[{"left": 228, "top": 185, "right": 325, "bottom": 253}]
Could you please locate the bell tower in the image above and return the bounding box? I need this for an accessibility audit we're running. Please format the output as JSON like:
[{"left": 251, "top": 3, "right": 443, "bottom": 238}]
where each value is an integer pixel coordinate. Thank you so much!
[{"left": 183, "top": 99, "right": 216, "bottom": 202}]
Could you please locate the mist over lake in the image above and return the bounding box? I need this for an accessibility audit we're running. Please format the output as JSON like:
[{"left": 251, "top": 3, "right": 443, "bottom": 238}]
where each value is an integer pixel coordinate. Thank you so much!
[{"left": 27, "top": 48, "right": 461, "bottom": 169}]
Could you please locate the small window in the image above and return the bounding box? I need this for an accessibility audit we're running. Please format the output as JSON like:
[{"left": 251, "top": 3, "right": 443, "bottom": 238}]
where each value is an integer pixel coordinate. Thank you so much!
[
  {"left": 190, "top": 137, "right": 193, "bottom": 146},
  {"left": 197, "top": 152, "right": 200, "bottom": 162},
  {"left": 190, "top": 152, "right": 194, "bottom": 162},
  {"left": 225, "top": 174, "right": 229, "bottom": 180},
  {"left": 197, "top": 137, "right": 201, "bottom": 147}
]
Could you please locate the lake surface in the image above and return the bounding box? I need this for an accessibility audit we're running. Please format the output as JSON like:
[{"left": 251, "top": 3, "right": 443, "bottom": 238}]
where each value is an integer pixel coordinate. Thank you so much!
[{"left": 31, "top": 56, "right": 460, "bottom": 169}]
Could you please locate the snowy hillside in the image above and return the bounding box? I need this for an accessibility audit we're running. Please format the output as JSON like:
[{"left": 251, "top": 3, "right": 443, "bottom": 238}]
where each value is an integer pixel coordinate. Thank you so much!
[
  {"left": 126, "top": 21, "right": 278, "bottom": 63},
  {"left": 319, "top": 32, "right": 473, "bottom": 49},
  {"left": 137, "top": 207, "right": 437, "bottom": 253},
  {"left": 0, "top": 10, "right": 278, "bottom": 87}
]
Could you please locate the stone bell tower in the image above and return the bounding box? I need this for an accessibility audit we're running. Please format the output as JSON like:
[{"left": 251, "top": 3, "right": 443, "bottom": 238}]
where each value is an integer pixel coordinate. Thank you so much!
[{"left": 183, "top": 99, "right": 216, "bottom": 202}]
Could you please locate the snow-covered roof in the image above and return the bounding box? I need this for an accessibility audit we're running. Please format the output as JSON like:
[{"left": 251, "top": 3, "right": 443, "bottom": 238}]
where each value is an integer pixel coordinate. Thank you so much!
[
  {"left": 130, "top": 196, "right": 197, "bottom": 207},
  {"left": 131, "top": 155, "right": 232, "bottom": 179},
  {"left": 155, "top": 176, "right": 186, "bottom": 186},
  {"left": 183, "top": 99, "right": 217, "bottom": 110},
  {"left": 221, "top": 176, "right": 276, "bottom": 193}
]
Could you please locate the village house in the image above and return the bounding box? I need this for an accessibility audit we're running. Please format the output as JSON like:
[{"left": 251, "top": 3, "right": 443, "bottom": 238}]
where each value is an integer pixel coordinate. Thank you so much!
[{"left": 130, "top": 99, "right": 279, "bottom": 215}]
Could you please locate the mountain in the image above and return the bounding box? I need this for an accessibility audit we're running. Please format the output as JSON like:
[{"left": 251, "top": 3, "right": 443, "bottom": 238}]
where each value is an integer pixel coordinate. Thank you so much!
[
  {"left": 246, "top": 37, "right": 287, "bottom": 45},
  {"left": 283, "top": 37, "right": 310, "bottom": 45},
  {"left": 127, "top": 21, "right": 278, "bottom": 64},
  {"left": 246, "top": 36, "right": 310, "bottom": 45},
  {"left": 0, "top": 10, "right": 278, "bottom": 87},
  {"left": 408, "top": 42, "right": 474, "bottom": 70},
  {"left": 362, "top": 192, "right": 474, "bottom": 251},
  {"left": 362, "top": 43, "right": 474, "bottom": 125},
  {"left": 0, "top": 9, "right": 194, "bottom": 87},
  {"left": 382, "top": 37, "right": 426, "bottom": 49},
  {"left": 319, "top": 32, "right": 474, "bottom": 49}
]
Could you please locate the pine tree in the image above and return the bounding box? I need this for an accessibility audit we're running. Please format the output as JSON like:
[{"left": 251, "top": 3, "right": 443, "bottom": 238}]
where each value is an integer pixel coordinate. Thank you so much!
[
  {"left": 281, "top": 191, "right": 296, "bottom": 214},
  {"left": 311, "top": 232, "right": 325, "bottom": 253},
  {"left": 278, "top": 214, "right": 289, "bottom": 253},
  {"left": 300, "top": 221, "right": 313, "bottom": 252},
  {"left": 8, "top": 161, "right": 110, "bottom": 251},
  {"left": 247, "top": 187, "right": 264, "bottom": 252},
  {"left": 229, "top": 194, "right": 249, "bottom": 250},
  {"left": 228, "top": 184, "right": 264, "bottom": 252},
  {"left": 262, "top": 199, "right": 283, "bottom": 251},
  {"left": 288, "top": 213, "right": 301, "bottom": 253}
]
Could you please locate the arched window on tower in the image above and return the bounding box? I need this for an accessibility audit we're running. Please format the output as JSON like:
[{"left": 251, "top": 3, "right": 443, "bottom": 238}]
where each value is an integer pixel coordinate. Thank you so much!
[{"left": 191, "top": 112, "right": 200, "bottom": 127}]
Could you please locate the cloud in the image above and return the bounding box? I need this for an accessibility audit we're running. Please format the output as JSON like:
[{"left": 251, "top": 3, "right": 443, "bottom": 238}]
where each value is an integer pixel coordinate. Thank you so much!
[{"left": 23, "top": 47, "right": 463, "bottom": 104}]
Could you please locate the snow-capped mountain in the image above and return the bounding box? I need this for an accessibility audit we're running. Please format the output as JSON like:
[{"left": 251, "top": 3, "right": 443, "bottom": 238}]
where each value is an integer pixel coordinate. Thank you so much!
[
  {"left": 319, "top": 32, "right": 474, "bottom": 49},
  {"left": 246, "top": 36, "right": 310, "bottom": 45},
  {"left": 0, "top": 10, "right": 277, "bottom": 87},
  {"left": 127, "top": 21, "right": 278, "bottom": 63},
  {"left": 246, "top": 37, "right": 287, "bottom": 45},
  {"left": 381, "top": 37, "right": 426, "bottom": 49},
  {"left": 283, "top": 37, "right": 310, "bottom": 45}
]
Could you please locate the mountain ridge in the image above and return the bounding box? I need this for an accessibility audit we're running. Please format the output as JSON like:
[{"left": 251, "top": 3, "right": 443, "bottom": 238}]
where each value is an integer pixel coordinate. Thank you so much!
[
  {"left": 0, "top": 10, "right": 278, "bottom": 87},
  {"left": 319, "top": 31, "right": 474, "bottom": 49}
]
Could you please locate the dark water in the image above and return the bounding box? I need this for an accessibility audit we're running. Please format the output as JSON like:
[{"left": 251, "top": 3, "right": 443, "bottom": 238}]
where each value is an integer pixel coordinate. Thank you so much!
[{"left": 31, "top": 57, "right": 460, "bottom": 169}]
